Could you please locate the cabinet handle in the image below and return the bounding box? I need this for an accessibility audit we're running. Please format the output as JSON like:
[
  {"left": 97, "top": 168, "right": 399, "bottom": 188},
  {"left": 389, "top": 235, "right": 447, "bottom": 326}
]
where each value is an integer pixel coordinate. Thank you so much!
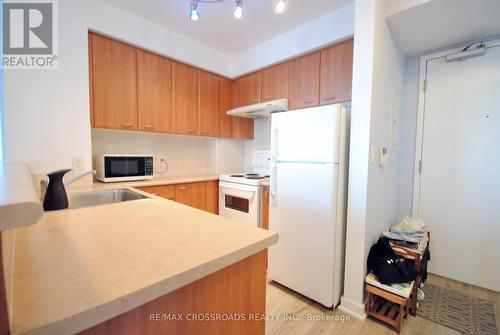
[
  {"left": 120, "top": 123, "right": 133, "bottom": 127},
  {"left": 323, "top": 96, "right": 336, "bottom": 101},
  {"left": 185, "top": 128, "right": 195, "bottom": 133},
  {"left": 143, "top": 125, "right": 154, "bottom": 129},
  {"left": 262, "top": 96, "right": 271, "bottom": 100},
  {"left": 251, "top": 98, "right": 259, "bottom": 102},
  {"left": 178, "top": 186, "right": 188, "bottom": 190},
  {"left": 304, "top": 99, "right": 315, "bottom": 104},
  {"left": 200, "top": 130, "right": 209, "bottom": 135}
]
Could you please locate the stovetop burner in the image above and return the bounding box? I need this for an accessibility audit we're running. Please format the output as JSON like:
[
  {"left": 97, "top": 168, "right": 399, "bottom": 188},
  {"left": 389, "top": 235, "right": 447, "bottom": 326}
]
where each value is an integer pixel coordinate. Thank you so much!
[
  {"left": 230, "top": 174, "right": 245, "bottom": 177},
  {"left": 246, "top": 175, "right": 269, "bottom": 180}
]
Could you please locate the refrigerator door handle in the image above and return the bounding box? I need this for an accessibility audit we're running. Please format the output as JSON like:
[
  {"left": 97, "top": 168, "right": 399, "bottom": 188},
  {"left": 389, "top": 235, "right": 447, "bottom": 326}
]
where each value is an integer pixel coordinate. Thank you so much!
[
  {"left": 270, "top": 162, "right": 277, "bottom": 205},
  {"left": 271, "top": 128, "right": 279, "bottom": 161}
]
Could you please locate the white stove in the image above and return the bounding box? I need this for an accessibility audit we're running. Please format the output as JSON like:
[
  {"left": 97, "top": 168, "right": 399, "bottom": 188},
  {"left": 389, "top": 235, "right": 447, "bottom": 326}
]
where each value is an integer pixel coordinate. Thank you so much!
[
  {"left": 218, "top": 173, "right": 269, "bottom": 228},
  {"left": 219, "top": 173, "right": 270, "bottom": 186}
]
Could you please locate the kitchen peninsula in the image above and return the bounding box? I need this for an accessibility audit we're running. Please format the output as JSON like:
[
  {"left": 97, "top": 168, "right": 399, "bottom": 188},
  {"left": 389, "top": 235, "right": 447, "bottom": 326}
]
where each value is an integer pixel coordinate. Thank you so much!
[{"left": 0, "top": 166, "right": 278, "bottom": 335}]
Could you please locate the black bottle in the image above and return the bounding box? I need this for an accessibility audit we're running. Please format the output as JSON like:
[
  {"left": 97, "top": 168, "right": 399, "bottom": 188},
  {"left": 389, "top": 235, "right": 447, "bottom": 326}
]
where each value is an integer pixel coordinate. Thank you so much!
[{"left": 43, "top": 169, "right": 72, "bottom": 211}]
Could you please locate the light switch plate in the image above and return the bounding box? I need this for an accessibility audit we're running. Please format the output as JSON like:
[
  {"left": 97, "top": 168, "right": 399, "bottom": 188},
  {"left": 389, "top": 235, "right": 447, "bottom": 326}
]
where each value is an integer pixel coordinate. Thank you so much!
[
  {"left": 369, "top": 146, "right": 376, "bottom": 164},
  {"left": 72, "top": 156, "right": 84, "bottom": 170}
]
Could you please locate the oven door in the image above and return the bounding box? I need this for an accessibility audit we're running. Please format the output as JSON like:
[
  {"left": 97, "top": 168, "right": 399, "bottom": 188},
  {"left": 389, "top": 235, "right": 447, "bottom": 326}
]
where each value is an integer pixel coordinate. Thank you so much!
[{"left": 219, "top": 181, "right": 260, "bottom": 227}]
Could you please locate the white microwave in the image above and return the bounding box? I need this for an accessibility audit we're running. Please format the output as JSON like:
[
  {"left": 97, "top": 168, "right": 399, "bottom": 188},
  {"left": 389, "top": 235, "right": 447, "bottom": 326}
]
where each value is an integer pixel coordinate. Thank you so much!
[{"left": 96, "top": 154, "right": 154, "bottom": 183}]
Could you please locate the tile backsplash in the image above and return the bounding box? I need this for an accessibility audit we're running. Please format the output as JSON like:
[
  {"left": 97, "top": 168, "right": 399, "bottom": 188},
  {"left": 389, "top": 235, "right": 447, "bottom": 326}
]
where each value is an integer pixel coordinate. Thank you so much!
[{"left": 92, "top": 129, "right": 217, "bottom": 177}]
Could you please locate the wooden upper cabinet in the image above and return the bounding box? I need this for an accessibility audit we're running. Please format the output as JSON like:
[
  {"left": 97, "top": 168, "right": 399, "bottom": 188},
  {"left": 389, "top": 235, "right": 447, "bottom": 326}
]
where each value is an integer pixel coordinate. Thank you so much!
[
  {"left": 175, "top": 182, "right": 207, "bottom": 211},
  {"left": 261, "top": 63, "right": 288, "bottom": 102},
  {"left": 219, "top": 77, "right": 234, "bottom": 138},
  {"left": 320, "top": 39, "right": 354, "bottom": 105},
  {"left": 91, "top": 34, "right": 138, "bottom": 130},
  {"left": 137, "top": 50, "right": 172, "bottom": 133},
  {"left": 236, "top": 72, "right": 261, "bottom": 107},
  {"left": 232, "top": 80, "right": 254, "bottom": 139},
  {"left": 287, "top": 52, "right": 320, "bottom": 110},
  {"left": 172, "top": 61, "right": 199, "bottom": 135},
  {"left": 232, "top": 117, "right": 254, "bottom": 139},
  {"left": 198, "top": 70, "right": 220, "bottom": 137}
]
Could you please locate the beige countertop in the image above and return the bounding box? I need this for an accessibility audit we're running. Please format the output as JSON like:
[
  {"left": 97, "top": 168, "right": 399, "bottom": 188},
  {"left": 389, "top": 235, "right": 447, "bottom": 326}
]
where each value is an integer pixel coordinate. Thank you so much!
[
  {"left": 78, "top": 174, "right": 219, "bottom": 191},
  {"left": 0, "top": 162, "right": 43, "bottom": 231},
  {"left": 11, "top": 185, "right": 278, "bottom": 335}
]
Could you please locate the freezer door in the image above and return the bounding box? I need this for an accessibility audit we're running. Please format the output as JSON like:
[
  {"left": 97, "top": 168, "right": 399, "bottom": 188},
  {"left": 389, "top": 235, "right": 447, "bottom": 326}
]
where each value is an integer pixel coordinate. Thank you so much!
[
  {"left": 268, "top": 162, "right": 339, "bottom": 307},
  {"left": 271, "top": 105, "right": 341, "bottom": 163}
]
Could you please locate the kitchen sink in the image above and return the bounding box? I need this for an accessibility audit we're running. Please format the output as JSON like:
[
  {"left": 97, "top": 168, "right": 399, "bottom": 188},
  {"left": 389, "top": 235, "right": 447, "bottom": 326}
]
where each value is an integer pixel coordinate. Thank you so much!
[{"left": 67, "top": 189, "right": 150, "bottom": 210}]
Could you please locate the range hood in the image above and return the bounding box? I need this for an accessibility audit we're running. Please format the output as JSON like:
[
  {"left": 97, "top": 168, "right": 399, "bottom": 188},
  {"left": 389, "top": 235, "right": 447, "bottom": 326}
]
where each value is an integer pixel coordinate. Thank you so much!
[{"left": 226, "top": 98, "right": 288, "bottom": 120}]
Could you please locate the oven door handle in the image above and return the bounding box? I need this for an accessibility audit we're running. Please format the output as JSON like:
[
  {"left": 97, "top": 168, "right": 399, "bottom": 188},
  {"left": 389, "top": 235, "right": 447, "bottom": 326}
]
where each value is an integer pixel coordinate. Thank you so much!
[{"left": 220, "top": 185, "right": 256, "bottom": 201}]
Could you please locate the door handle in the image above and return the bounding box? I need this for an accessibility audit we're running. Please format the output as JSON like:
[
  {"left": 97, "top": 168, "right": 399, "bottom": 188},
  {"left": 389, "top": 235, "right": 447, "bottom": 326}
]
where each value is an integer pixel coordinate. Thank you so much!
[
  {"left": 304, "top": 99, "right": 315, "bottom": 104},
  {"left": 143, "top": 125, "right": 154, "bottom": 129},
  {"left": 120, "top": 123, "right": 133, "bottom": 128},
  {"left": 185, "top": 128, "right": 195, "bottom": 134}
]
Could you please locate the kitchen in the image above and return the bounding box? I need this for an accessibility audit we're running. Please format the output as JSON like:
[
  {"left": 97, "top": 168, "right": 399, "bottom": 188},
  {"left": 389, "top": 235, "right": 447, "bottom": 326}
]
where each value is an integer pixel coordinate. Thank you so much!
[{"left": 2, "top": 0, "right": 500, "bottom": 334}]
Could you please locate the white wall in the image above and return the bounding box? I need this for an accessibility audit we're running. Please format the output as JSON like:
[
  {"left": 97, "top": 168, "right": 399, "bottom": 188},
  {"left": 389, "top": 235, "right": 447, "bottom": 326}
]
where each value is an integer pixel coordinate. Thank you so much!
[
  {"left": 231, "top": 3, "right": 355, "bottom": 76},
  {"left": 340, "top": 0, "right": 406, "bottom": 318},
  {"left": 243, "top": 119, "right": 271, "bottom": 172},
  {"left": 93, "top": 130, "right": 212, "bottom": 177},
  {"left": 398, "top": 56, "right": 420, "bottom": 216}
]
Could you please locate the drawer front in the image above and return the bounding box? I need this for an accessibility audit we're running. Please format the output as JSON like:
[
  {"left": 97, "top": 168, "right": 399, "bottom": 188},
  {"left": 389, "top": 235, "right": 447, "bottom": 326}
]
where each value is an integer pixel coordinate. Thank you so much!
[{"left": 137, "top": 185, "right": 175, "bottom": 199}]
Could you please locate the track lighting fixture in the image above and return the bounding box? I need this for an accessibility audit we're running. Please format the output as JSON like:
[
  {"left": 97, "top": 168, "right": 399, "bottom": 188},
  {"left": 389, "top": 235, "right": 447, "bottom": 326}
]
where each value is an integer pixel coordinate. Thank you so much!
[
  {"left": 189, "top": 0, "right": 200, "bottom": 21},
  {"left": 275, "top": 0, "right": 285, "bottom": 13},
  {"left": 233, "top": 0, "right": 243, "bottom": 19},
  {"left": 190, "top": 0, "right": 284, "bottom": 21}
]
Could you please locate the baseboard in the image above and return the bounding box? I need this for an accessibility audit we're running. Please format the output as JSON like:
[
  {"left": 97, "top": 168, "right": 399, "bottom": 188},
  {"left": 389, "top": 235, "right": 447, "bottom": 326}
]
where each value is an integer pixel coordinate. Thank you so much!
[{"left": 339, "top": 296, "right": 366, "bottom": 320}]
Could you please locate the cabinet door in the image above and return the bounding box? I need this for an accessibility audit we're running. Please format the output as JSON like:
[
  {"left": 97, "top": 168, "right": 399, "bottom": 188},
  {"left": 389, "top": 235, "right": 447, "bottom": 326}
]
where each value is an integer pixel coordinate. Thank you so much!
[
  {"left": 205, "top": 180, "right": 219, "bottom": 214},
  {"left": 261, "top": 63, "right": 288, "bottom": 102},
  {"left": 288, "top": 52, "right": 320, "bottom": 110},
  {"left": 320, "top": 39, "right": 354, "bottom": 105},
  {"left": 232, "top": 117, "right": 254, "bottom": 139},
  {"left": 137, "top": 50, "right": 173, "bottom": 133},
  {"left": 175, "top": 182, "right": 207, "bottom": 211},
  {"left": 198, "top": 70, "right": 220, "bottom": 137},
  {"left": 136, "top": 185, "right": 175, "bottom": 200},
  {"left": 91, "top": 34, "right": 138, "bottom": 130},
  {"left": 172, "top": 61, "right": 199, "bottom": 135},
  {"left": 236, "top": 72, "right": 261, "bottom": 107},
  {"left": 219, "top": 77, "right": 234, "bottom": 138}
]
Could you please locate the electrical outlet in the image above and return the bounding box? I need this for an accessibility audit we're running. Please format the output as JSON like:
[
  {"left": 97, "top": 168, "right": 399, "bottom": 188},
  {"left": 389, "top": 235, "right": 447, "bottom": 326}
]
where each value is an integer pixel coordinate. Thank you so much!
[{"left": 72, "top": 156, "right": 84, "bottom": 170}]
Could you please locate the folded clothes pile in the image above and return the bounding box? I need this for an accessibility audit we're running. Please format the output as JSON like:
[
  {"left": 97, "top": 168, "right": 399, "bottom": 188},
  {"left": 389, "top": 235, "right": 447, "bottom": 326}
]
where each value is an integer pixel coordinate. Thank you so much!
[{"left": 382, "top": 216, "right": 429, "bottom": 252}]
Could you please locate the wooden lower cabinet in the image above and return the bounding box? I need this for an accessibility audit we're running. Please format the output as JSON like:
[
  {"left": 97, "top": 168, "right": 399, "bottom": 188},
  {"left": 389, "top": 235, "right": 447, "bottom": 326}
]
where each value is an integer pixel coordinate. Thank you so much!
[
  {"left": 205, "top": 180, "right": 219, "bottom": 215},
  {"left": 137, "top": 181, "right": 219, "bottom": 215},
  {"left": 78, "top": 250, "right": 267, "bottom": 335}
]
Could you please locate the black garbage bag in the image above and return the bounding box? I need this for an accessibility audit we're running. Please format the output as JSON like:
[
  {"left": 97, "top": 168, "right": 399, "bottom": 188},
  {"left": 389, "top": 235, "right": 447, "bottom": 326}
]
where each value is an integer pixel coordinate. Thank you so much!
[{"left": 367, "top": 237, "right": 417, "bottom": 285}]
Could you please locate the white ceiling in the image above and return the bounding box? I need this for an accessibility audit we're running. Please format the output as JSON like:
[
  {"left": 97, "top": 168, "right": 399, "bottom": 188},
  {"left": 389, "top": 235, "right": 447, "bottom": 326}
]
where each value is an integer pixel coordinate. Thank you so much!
[
  {"left": 387, "top": 0, "right": 500, "bottom": 55},
  {"left": 98, "top": 0, "right": 353, "bottom": 54}
]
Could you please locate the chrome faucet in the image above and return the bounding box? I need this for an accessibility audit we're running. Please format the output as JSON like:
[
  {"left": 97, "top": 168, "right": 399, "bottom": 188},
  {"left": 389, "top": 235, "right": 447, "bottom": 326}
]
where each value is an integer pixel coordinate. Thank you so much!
[{"left": 64, "top": 170, "right": 96, "bottom": 187}]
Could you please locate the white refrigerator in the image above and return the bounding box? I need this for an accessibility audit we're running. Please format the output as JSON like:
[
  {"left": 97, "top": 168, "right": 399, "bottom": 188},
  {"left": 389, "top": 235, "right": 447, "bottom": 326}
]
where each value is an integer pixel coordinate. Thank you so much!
[{"left": 268, "top": 104, "right": 348, "bottom": 308}]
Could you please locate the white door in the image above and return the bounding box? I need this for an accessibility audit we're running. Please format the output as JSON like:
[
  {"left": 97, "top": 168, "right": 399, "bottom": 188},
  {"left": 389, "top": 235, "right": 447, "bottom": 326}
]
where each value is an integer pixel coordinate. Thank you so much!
[{"left": 416, "top": 44, "right": 500, "bottom": 291}]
